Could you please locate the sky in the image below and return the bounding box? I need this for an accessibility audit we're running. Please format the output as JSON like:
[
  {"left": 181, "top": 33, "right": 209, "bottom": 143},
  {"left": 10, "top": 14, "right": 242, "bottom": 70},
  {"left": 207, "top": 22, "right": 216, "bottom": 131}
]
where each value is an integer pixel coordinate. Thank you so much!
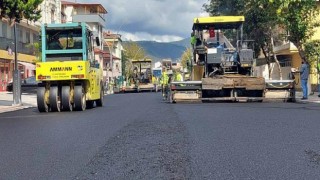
[{"left": 76, "top": 0, "right": 209, "bottom": 42}]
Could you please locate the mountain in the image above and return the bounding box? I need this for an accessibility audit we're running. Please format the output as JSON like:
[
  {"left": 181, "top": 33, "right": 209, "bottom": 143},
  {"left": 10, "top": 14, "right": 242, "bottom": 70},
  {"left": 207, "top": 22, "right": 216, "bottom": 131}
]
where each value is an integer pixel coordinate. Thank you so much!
[{"left": 127, "top": 38, "right": 191, "bottom": 63}]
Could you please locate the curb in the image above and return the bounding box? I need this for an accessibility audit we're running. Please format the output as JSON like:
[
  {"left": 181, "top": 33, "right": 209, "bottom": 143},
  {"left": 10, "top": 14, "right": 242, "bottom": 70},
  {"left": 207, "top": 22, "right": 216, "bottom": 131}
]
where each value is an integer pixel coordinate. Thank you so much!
[{"left": 0, "top": 105, "right": 34, "bottom": 114}]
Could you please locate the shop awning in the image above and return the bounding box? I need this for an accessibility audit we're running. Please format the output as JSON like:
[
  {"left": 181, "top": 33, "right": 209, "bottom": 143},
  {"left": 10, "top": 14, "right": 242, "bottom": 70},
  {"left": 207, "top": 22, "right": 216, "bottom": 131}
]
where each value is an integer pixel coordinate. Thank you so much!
[{"left": 18, "top": 62, "right": 35, "bottom": 70}]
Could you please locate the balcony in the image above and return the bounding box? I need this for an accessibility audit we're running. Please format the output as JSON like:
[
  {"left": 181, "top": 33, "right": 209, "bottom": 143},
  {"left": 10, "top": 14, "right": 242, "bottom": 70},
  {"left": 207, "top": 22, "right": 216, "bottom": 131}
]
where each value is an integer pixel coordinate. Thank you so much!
[
  {"left": 0, "top": 37, "right": 35, "bottom": 56},
  {"left": 73, "top": 14, "right": 106, "bottom": 27}
]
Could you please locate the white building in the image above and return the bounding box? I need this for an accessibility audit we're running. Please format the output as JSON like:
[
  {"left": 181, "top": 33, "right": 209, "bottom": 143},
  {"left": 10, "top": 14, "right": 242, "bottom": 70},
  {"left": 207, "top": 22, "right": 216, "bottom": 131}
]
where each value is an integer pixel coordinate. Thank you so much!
[
  {"left": 61, "top": 1, "right": 107, "bottom": 50},
  {"left": 103, "top": 32, "right": 123, "bottom": 81},
  {"left": 61, "top": 0, "right": 108, "bottom": 75},
  {"left": 39, "top": 0, "right": 62, "bottom": 24}
]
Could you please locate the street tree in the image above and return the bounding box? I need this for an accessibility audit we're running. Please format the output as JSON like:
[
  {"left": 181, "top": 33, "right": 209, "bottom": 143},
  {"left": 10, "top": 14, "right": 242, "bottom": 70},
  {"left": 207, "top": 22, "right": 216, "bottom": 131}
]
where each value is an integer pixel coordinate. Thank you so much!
[
  {"left": 123, "top": 42, "right": 146, "bottom": 60},
  {"left": 203, "top": 0, "right": 245, "bottom": 16},
  {"left": 244, "top": 0, "right": 285, "bottom": 79},
  {"left": 180, "top": 48, "right": 192, "bottom": 73},
  {"left": 26, "top": 42, "right": 41, "bottom": 63},
  {"left": 276, "top": 0, "right": 320, "bottom": 62},
  {"left": 123, "top": 42, "right": 147, "bottom": 82},
  {"left": 0, "top": 0, "right": 43, "bottom": 23}
]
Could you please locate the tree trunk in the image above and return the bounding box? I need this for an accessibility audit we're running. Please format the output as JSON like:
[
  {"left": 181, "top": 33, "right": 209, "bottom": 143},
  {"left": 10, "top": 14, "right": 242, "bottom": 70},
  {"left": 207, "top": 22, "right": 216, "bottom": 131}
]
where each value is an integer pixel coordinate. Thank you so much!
[
  {"left": 270, "top": 33, "right": 283, "bottom": 80},
  {"left": 295, "top": 42, "right": 306, "bottom": 61},
  {"left": 261, "top": 45, "right": 271, "bottom": 79}
]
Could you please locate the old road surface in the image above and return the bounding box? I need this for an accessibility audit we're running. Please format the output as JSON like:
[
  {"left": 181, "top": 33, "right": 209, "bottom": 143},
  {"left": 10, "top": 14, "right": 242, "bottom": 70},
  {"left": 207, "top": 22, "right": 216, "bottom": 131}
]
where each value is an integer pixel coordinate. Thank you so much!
[{"left": 1, "top": 92, "right": 320, "bottom": 180}]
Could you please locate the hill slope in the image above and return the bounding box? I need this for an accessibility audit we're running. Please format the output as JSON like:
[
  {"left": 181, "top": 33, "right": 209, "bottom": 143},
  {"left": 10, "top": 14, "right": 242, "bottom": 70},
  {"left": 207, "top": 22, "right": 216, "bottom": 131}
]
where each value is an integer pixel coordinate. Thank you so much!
[{"left": 124, "top": 38, "right": 191, "bottom": 63}]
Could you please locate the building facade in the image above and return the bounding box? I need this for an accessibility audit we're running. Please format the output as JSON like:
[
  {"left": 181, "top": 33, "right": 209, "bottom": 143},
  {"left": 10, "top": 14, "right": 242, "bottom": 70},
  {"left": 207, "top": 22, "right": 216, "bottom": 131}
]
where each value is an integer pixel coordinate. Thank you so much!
[
  {"left": 40, "top": 0, "right": 62, "bottom": 24},
  {"left": 61, "top": 1, "right": 107, "bottom": 50},
  {"left": 0, "top": 0, "right": 63, "bottom": 91},
  {"left": 0, "top": 20, "right": 39, "bottom": 91},
  {"left": 61, "top": 0, "right": 108, "bottom": 82},
  {"left": 103, "top": 32, "right": 123, "bottom": 82}
]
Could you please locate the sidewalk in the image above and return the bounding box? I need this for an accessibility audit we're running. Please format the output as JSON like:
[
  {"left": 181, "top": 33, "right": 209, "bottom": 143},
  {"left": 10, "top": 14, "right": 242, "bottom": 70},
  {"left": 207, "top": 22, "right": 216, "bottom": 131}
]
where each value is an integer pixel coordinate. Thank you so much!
[
  {"left": 295, "top": 91, "right": 320, "bottom": 104},
  {"left": 0, "top": 92, "right": 37, "bottom": 113}
]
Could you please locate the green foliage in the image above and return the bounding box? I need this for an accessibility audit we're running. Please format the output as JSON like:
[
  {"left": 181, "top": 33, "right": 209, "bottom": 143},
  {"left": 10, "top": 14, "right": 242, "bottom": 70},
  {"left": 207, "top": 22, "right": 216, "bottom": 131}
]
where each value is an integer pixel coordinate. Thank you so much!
[
  {"left": 0, "top": 0, "right": 43, "bottom": 22},
  {"left": 121, "top": 50, "right": 126, "bottom": 76},
  {"left": 180, "top": 48, "right": 192, "bottom": 72},
  {"left": 123, "top": 42, "right": 146, "bottom": 80},
  {"left": 123, "top": 42, "right": 146, "bottom": 60},
  {"left": 204, "top": 0, "right": 280, "bottom": 65},
  {"left": 203, "top": 0, "right": 246, "bottom": 16},
  {"left": 26, "top": 42, "right": 41, "bottom": 63},
  {"left": 278, "top": 0, "right": 320, "bottom": 59},
  {"left": 305, "top": 40, "right": 320, "bottom": 64},
  {"left": 203, "top": 0, "right": 320, "bottom": 62}
]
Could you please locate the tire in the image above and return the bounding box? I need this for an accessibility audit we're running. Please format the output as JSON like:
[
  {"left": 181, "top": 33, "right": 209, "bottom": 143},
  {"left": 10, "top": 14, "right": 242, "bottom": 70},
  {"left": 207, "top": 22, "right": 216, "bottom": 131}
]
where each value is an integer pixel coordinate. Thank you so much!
[
  {"left": 37, "top": 87, "right": 49, "bottom": 113},
  {"left": 86, "top": 100, "right": 94, "bottom": 109},
  {"left": 96, "top": 86, "right": 104, "bottom": 107},
  {"left": 49, "top": 86, "right": 61, "bottom": 112},
  {"left": 61, "top": 86, "right": 73, "bottom": 111},
  {"left": 74, "top": 85, "right": 86, "bottom": 111}
]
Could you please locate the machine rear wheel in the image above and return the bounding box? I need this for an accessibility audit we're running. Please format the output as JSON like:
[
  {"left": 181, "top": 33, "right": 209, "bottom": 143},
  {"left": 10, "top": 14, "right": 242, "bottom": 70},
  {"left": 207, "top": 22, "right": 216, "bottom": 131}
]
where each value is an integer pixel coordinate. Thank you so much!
[
  {"left": 61, "top": 86, "right": 73, "bottom": 111},
  {"left": 74, "top": 85, "right": 86, "bottom": 111},
  {"left": 86, "top": 100, "right": 94, "bottom": 109},
  {"left": 49, "top": 86, "right": 61, "bottom": 112},
  {"left": 96, "top": 86, "right": 104, "bottom": 107},
  {"left": 37, "top": 87, "right": 49, "bottom": 113}
]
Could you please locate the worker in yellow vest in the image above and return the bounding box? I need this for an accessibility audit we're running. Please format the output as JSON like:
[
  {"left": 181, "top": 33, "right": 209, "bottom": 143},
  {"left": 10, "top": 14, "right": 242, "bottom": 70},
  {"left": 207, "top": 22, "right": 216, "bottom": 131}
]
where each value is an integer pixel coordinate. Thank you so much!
[
  {"left": 175, "top": 71, "right": 183, "bottom": 82},
  {"left": 152, "top": 75, "right": 157, "bottom": 92},
  {"left": 160, "top": 69, "right": 169, "bottom": 100}
]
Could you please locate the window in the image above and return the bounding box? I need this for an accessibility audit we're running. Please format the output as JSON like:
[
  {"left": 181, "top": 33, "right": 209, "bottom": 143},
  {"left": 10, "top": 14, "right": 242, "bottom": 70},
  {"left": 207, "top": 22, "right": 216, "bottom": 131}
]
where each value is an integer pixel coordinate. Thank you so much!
[
  {"left": 1, "top": 22, "right": 7, "bottom": 37},
  {"left": 45, "top": 28, "right": 83, "bottom": 61},
  {"left": 46, "top": 29, "right": 82, "bottom": 50},
  {"left": 10, "top": 26, "right": 14, "bottom": 39},
  {"left": 89, "top": 7, "right": 97, "bottom": 14},
  {"left": 116, "top": 63, "right": 119, "bottom": 70},
  {"left": 26, "top": 31, "right": 30, "bottom": 43},
  {"left": 17, "top": 27, "right": 23, "bottom": 42},
  {"left": 33, "top": 33, "right": 38, "bottom": 43},
  {"left": 51, "top": 9, "right": 55, "bottom": 23}
]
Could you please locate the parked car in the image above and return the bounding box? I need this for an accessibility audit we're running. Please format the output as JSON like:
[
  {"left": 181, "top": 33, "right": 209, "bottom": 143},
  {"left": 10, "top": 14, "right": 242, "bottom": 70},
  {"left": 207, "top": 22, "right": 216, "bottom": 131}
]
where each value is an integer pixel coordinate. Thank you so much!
[{"left": 6, "top": 76, "right": 38, "bottom": 93}]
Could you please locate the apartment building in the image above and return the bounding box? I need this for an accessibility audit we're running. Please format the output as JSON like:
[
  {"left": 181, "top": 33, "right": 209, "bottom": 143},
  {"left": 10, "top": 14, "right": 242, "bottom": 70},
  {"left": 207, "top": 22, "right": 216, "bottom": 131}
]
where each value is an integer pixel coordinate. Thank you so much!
[
  {"left": 0, "top": 0, "right": 63, "bottom": 91},
  {"left": 40, "top": 0, "right": 62, "bottom": 24},
  {"left": 61, "top": 1, "right": 107, "bottom": 50},
  {"left": 0, "top": 20, "right": 39, "bottom": 91},
  {"left": 103, "top": 32, "right": 124, "bottom": 82},
  {"left": 61, "top": 1, "right": 108, "bottom": 82}
]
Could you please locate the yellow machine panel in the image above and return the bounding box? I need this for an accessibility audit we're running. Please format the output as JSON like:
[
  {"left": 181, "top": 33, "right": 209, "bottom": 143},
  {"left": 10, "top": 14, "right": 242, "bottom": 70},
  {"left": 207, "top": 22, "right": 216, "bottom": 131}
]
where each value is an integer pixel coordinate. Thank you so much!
[{"left": 36, "top": 61, "right": 90, "bottom": 81}]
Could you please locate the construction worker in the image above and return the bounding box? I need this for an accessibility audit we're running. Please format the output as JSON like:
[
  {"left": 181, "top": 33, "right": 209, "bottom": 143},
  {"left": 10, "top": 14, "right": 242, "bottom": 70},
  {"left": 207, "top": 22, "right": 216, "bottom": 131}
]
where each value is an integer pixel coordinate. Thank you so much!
[
  {"left": 175, "top": 70, "right": 183, "bottom": 82},
  {"left": 160, "top": 69, "right": 169, "bottom": 100},
  {"left": 152, "top": 75, "right": 157, "bottom": 92}
]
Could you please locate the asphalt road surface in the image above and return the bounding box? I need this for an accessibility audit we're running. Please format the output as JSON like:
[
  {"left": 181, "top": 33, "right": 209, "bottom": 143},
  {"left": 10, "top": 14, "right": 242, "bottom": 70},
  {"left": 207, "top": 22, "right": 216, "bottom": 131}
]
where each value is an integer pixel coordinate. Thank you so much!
[{"left": 1, "top": 93, "right": 320, "bottom": 180}]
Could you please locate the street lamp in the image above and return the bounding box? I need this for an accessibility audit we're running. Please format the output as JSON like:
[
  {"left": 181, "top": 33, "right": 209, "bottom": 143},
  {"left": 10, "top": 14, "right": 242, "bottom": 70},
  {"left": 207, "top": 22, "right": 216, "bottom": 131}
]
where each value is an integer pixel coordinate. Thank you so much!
[{"left": 13, "top": 22, "right": 21, "bottom": 106}]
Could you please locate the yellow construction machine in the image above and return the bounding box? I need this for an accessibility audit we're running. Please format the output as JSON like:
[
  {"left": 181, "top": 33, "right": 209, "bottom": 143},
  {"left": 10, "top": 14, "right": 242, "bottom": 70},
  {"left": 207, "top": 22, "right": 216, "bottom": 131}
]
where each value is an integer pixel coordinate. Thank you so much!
[
  {"left": 36, "top": 22, "right": 104, "bottom": 112},
  {"left": 124, "top": 58, "right": 154, "bottom": 92},
  {"left": 169, "top": 16, "right": 265, "bottom": 103}
]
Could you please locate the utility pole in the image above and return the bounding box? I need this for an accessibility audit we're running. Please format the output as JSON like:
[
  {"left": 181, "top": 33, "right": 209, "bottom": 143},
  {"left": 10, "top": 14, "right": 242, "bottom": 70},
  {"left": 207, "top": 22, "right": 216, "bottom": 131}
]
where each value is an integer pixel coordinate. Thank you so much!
[{"left": 12, "top": 22, "right": 21, "bottom": 106}]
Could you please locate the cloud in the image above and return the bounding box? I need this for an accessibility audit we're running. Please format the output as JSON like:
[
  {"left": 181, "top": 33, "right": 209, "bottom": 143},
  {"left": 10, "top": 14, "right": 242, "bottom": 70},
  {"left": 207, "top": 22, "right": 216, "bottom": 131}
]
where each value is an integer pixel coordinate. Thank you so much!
[
  {"left": 117, "top": 31, "right": 183, "bottom": 42},
  {"left": 76, "top": 0, "right": 209, "bottom": 42}
]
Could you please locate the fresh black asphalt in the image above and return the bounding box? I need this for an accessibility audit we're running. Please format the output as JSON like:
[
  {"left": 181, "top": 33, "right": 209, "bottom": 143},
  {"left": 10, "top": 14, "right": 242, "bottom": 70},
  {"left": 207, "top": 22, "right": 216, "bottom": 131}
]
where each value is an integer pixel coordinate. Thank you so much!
[{"left": 0, "top": 93, "right": 320, "bottom": 179}]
